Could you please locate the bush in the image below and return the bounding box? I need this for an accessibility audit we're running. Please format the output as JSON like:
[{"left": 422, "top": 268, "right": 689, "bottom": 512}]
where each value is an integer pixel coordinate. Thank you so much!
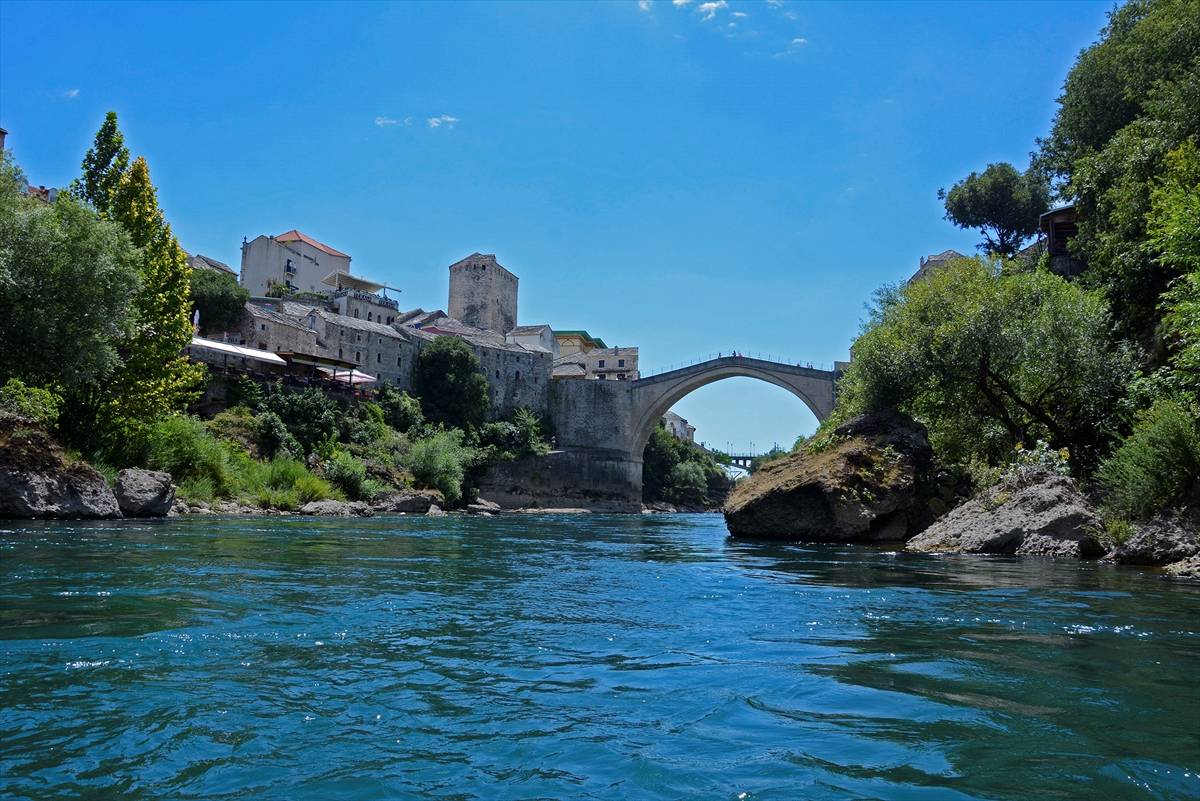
[
  {"left": 294, "top": 472, "right": 337, "bottom": 505},
  {"left": 403, "top": 428, "right": 471, "bottom": 505},
  {"left": 413, "top": 336, "right": 490, "bottom": 432},
  {"left": 376, "top": 384, "right": 425, "bottom": 434},
  {"left": 205, "top": 406, "right": 261, "bottom": 454},
  {"left": 1096, "top": 398, "right": 1200, "bottom": 520},
  {"left": 256, "top": 410, "right": 302, "bottom": 458},
  {"left": 146, "top": 415, "right": 232, "bottom": 495},
  {"left": 325, "top": 451, "right": 383, "bottom": 501},
  {"left": 669, "top": 461, "right": 708, "bottom": 501},
  {"left": 258, "top": 384, "right": 339, "bottom": 453},
  {"left": 226, "top": 376, "right": 263, "bottom": 410},
  {"left": 0, "top": 379, "right": 62, "bottom": 428}
]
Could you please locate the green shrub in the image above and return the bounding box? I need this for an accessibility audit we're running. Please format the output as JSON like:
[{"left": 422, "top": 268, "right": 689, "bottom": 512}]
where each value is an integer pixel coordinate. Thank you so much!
[
  {"left": 178, "top": 476, "right": 216, "bottom": 505},
  {"left": 146, "top": 415, "right": 233, "bottom": 495},
  {"left": 206, "top": 406, "right": 261, "bottom": 453},
  {"left": 403, "top": 428, "right": 471, "bottom": 505},
  {"left": 265, "top": 456, "right": 308, "bottom": 490},
  {"left": 1099, "top": 518, "right": 1138, "bottom": 549},
  {"left": 255, "top": 410, "right": 302, "bottom": 458},
  {"left": 669, "top": 461, "right": 708, "bottom": 501},
  {"left": 376, "top": 384, "right": 425, "bottom": 433},
  {"left": 226, "top": 376, "right": 263, "bottom": 410},
  {"left": 1097, "top": 399, "right": 1200, "bottom": 520},
  {"left": 258, "top": 383, "right": 339, "bottom": 453},
  {"left": 0, "top": 378, "right": 63, "bottom": 428},
  {"left": 294, "top": 472, "right": 337, "bottom": 504},
  {"left": 325, "top": 451, "right": 382, "bottom": 501}
]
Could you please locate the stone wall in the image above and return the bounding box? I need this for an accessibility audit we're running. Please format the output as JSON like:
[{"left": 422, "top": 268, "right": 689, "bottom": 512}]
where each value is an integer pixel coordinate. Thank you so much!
[
  {"left": 475, "top": 448, "right": 642, "bottom": 511},
  {"left": 549, "top": 378, "right": 635, "bottom": 453},
  {"left": 472, "top": 344, "right": 553, "bottom": 418}
]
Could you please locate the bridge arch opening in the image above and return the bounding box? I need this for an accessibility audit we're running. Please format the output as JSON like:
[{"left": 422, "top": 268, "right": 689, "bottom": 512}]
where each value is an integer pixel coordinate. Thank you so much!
[{"left": 666, "top": 377, "right": 821, "bottom": 463}]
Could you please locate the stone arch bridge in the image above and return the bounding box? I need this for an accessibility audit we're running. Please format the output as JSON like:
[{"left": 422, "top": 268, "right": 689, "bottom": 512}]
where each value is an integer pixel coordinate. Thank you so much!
[{"left": 480, "top": 355, "right": 844, "bottom": 510}]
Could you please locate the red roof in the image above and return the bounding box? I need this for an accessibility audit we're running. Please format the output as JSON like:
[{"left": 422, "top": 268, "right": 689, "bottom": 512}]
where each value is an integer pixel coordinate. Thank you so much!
[{"left": 275, "top": 230, "right": 351, "bottom": 260}]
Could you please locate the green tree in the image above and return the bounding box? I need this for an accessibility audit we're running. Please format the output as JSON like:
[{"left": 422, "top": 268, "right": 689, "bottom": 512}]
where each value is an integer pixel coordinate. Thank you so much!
[
  {"left": 413, "top": 336, "right": 490, "bottom": 432},
  {"left": 190, "top": 268, "right": 249, "bottom": 334},
  {"left": 70, "top": 110, "right": 130, "bottom": 214},
  {"left": 0, "top": 151, "right": 140, "bottom": 391},
  {"left": 1034, "top": 0, "right": 1200, "bottom": 345},
  {"left": 258, "top": 383, "right": 339, "bottom": 454},
  {"left": 375, "top": 383, "right": 425, "bottom": 433},
  {"left": 836, "top": 256, "right": 1134, "bottom": 471},
  {"left": 102, "top": 155, "right": 205, "bottom": 438},
  {"left": 939, "top": 162, "right": 1050, "bottom": 257}
]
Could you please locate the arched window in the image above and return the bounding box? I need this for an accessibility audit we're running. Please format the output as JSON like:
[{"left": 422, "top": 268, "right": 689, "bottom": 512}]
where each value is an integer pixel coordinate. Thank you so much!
[
  {"left": 338, "top": 348, "right": 343, "bottom": 358},
  {"left": 354, "top": 309, "right": 359, "bottom": 318},
  {"left": 355, "top": 351, "right": 361, "bottom": 362},
  {"left": 515, "top": 370, "right": 520, "bottom": 380},
  {"left": 368, "top": 312, "right": 373, "bottom": 322}
]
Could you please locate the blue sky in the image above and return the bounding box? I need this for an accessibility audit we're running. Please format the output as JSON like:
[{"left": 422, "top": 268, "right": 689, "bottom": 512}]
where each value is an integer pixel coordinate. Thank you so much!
[{"left": 1, "top": 0, "right": 1113, "bottom": 452}]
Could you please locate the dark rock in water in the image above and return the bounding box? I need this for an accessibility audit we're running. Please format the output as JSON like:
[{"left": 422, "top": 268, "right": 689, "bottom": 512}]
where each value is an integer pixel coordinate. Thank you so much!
[
  {"left": 298, "top": 500, "right": 374, "bottom": 517},
  {"left": 643, "top": 501, "right": 677, "bottom": 514},
  {"left": 372, "top": 490, "right": 441, "bottom": 514},
  {"left": 906, "top": 470, "right": 1104, "bottom": 558},
  {"left": 0, "top": 416, "right": 121, "bottom": 519},
  {"left": 426, "top": 504, "right": 446, "bottom": 517},
  {"left": 1105, "top": 512, "right": 1198, "bottom": 566},
  {"left": 723, "top": 410, "right": 933, "bottom": 541},
  {"left": 115, "top": 469, "right": 175, "bottom": 517}
]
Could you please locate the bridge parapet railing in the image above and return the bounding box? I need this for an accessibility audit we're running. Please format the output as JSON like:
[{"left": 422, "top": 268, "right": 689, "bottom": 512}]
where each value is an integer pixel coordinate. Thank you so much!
[{"left": 641, "top": 352, "right": 832, "bottom": 378}]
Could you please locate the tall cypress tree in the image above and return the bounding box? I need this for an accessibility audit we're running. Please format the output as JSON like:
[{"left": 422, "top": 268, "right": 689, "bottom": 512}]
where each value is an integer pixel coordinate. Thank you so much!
[
  {"left": 104, "top": 155, "right": 204, "bottom": 437},
  {"left": 70, "top": 111, "right": 129, "bottom": 214}
]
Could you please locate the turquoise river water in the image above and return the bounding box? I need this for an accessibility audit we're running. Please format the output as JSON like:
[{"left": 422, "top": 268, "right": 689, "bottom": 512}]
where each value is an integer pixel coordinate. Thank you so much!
[{"left": 1, "top": 514, "right": 1198, "bottom": 800}]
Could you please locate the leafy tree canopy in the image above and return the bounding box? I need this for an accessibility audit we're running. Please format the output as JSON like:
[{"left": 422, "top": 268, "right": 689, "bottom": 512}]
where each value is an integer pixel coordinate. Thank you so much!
[
  {"left": 1034, "top": 0, "right": 1200, "bottom": 345},
  {"left": 190, "top": 268, "right": 249, "bottom": 334},
  {"left": 70, "top": 110, "right": 129, "bottom": 214},
  {"left": 413, "top": 336, "right": 490, "bottom": 432},
  {"left": 836, "top": 257, "right": 1135, "bottom": 472},
  {"left": 939, "top": 162, "right": 1050, "bottom": 257},
  {"left": 0, "top": 151, "right": 140, "bottom": 390}
]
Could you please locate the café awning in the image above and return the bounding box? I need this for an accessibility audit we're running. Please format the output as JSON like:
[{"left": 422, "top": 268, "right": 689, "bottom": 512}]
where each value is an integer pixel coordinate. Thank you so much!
[
  {"left": 322, "top": 270, "right": 384, "bottom": 294},
  {"left": 189, "top": 337, "right": 287, "bottom": 365}
]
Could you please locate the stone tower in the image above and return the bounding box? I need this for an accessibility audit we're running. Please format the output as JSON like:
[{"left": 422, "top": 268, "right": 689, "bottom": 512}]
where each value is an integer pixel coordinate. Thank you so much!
[{"left": 448, "top": 253, "right": 518, "bottom": 334}]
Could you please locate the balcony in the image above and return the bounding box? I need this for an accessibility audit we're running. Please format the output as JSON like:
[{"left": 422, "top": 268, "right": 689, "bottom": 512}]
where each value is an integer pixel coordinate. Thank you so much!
[{"left": 332, "top": 288, "right": 400, "bottom": 311}]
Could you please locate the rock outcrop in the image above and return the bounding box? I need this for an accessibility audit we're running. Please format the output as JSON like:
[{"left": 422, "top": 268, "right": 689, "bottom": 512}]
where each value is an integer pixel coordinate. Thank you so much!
[
  {"left": 906, "top": 471, "right": 1104, "bottom": 558},
  {"left": 723, "top": 410, "right": 934, "bottom": 541},
  {"left": 115, "top": 469, "right": 176, "bottom": 517},
  {"left": 1165, "top": 555, "right": 1200, "bottom": 578},
  {"left": 372, "top": 489, "right": 442, "bottom": 514},
  {"left": 1104, "top": 513, "right": 1198, "bottom": 566},
  {"left": 466, "top": 498, "right": 502, "bottom": 516},
  {"left": 298, "top": 500, "right": 374, "bottom": 517},
  {"left": 0, "top": 416, "right": 121, "bottom": 519}
]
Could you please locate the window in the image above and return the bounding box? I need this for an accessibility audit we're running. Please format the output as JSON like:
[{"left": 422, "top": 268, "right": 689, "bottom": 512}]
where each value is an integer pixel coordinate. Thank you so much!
[
  {"left": 355, "top": 351, "right": 361, "bottom": 362},
  {"left": 515, "top": 370, "right": 520, "bottom": 379},
  {"left": 598, "top": 359, "right": 605, "bottom": 368},
  {"left": 618, "top": 359, "right": 625, "bottom": 367},
  {"left": 356, "top": 334, "right": 361, "bottom": 342},
  {"left": 618, "top": 374, "right": 626, "bottom": 380},
  {"left": 368, "top": 312, "right": 373, "bottom": 322},
  {"left": 354, "top": 309, "right": 359, "bottom": 318},
  {"left": 398, "top": 357, "right": 403, "bottom": 366},
  {"left": 339, "top": 348, "right": 343, "bottom": 358},
  {"left": 260, "top": 324, "right": 267, "bottom": 331},
  {"left": 377, "top": 353, "right": 381, "bottom": 363},
  {"left": 496, "top": 370, "right": 500, "bottom": 378},
  {"left": 598, "top": 374, "right": 607, "bottom": 380}
]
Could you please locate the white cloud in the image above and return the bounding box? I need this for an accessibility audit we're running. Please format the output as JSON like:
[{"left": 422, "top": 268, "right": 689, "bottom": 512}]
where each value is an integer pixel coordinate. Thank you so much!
[
  {"left": 791, "top": 37, "right": 808, "bottom": 45},
  {"left": 638, "top": 0, "right": 651, "bottom": 10},
  {"left": 375, "top": 116, "right": 398, "bottom": 127},
  {"left": 697, "top": 0, "right": 726, "bottom": 20},
  {"left": 672, "top": 0, "right": 692, "bottom": 6},
  {"left": 731, "top": 11, "right": 747, "bottom": 17},
  {"left": 61, "top": 89, "right": 80, "bottom": 99},
  {"left": 766, "top": 0, "right": 782, "bottom": 6},
  {"left": 428, "top": 115, "right": 460, "bottom": 128}
]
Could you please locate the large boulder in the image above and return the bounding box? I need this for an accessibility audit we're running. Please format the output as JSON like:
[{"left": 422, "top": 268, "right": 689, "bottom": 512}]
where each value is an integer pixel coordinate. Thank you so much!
[
  {"left": 372, "top": 489, "right": 442, "bottom": 514},
  {"left": 723, "top": 411, "right": 933, "bottom": 541},
  {"left": 0, "top": 417, "right": 121, "bottom": 519},
  {"left": 115, "top": 469, "right": 175, "bottom": 517},
  {"left": 298, "top": 499, "right": 374, "bottom": 517},
  {"left": 906, "top": 470, "right": 1104, "bottom": 558},
  {"left": 1104, "top": 513, "right": 1198, "bottom": 566}
]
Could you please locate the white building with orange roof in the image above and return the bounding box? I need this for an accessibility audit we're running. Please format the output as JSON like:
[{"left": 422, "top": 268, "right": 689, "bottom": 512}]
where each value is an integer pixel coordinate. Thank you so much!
[{"left": 239, "top": 230, "right": 354, "bottom": 296}]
